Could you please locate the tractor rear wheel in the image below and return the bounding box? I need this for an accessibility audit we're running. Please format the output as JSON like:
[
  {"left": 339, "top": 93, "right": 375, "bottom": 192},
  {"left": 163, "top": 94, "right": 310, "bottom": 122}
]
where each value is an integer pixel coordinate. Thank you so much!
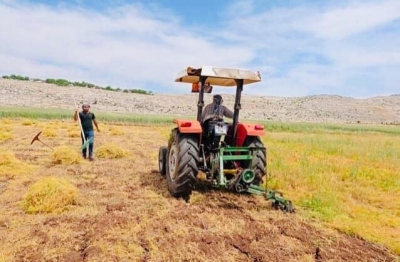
[
  {"left": 166, "top": 133, "right": 199, "bottom": 201},
  {"left": 158, "top": 146, "right": 167, "bottom": 175},
  {"left": 244, "top": 136, "right": 267, "bottom": 185}
]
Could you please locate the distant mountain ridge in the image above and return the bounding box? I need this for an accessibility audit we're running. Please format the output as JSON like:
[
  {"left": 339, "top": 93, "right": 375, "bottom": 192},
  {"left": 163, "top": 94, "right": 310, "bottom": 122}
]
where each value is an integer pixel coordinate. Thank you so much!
[{"left": 1, "top": 78, "right": 399, "bottom": 124}]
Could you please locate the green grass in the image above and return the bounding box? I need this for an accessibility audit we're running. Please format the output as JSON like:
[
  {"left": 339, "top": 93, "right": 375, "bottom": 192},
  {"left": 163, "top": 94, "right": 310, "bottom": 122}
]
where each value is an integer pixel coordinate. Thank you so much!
[
  {"left": 3, "top": 106, "right": 399, "bottom": 134},
  {"left": 0, "top": 106, "right": 181, "bottom": 124},
  {"left": 259, "top": 120, "right": 400, "bottom": 135},
  {"left": 264, "top": 131, "right": 400, "bottom": 253}
]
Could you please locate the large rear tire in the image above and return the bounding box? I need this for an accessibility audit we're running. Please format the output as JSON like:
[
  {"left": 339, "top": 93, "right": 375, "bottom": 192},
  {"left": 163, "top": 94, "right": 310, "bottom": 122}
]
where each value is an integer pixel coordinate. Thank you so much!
[
  {"left": 166, "top": 133, "right": 199, "bottom": 201},
  {"left": 243, "top": 136, "right": 267, "bottom": 185}
]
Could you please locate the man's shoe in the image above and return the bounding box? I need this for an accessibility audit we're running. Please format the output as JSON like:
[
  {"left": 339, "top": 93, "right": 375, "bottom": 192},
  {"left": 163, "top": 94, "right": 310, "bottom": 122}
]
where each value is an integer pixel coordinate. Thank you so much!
[{"left": 89, "top": 157, "right": 94, "bottom": 161}]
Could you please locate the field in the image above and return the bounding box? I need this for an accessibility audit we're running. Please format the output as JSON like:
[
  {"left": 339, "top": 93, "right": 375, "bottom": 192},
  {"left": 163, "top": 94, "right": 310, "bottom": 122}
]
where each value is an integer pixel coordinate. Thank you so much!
[{"left": 0, "top": 110, "right": 399, "bottom": 262}]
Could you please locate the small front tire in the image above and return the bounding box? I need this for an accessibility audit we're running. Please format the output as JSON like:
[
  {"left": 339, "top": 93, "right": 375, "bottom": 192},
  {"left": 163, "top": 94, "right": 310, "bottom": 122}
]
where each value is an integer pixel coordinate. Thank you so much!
[{"left": 158, "top": 146, "right": 168, "bottom": 175}]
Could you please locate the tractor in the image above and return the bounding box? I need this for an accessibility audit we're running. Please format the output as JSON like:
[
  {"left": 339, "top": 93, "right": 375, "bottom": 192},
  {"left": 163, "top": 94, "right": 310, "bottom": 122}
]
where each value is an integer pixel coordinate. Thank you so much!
[{"left": 158, "top": 66, "right": 293, "bottom": 212}]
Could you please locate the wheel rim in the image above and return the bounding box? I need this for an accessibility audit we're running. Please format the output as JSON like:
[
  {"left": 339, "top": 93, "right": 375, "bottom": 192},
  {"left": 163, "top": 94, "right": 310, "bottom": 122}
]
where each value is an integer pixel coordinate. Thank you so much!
[{"left": 168, "top": 144, "right": 178, "bottom": 181}]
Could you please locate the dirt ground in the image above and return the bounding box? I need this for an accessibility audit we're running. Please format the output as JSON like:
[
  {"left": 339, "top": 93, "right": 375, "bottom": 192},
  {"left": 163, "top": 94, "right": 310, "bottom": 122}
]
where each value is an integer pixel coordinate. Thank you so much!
[{"left": 0, "top": 119, "right": 398, "bottom": 262}]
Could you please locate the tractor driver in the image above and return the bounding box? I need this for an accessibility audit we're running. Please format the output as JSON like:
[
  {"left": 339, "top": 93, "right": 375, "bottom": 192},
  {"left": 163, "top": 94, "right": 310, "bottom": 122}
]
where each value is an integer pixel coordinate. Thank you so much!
[{"left": 201, "top": 94, "right": 233, "bottom": 123}]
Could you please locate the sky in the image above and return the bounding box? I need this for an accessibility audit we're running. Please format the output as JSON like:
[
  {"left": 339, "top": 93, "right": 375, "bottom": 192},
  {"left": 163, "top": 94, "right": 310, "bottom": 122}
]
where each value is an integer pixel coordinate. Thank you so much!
[{"left": 1, "top": 0, "right": 400, "bottom": 98}]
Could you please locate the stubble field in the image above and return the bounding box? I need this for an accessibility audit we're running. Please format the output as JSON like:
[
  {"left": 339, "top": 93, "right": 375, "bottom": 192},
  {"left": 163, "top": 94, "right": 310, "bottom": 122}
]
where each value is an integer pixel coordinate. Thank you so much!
[{"left": 0, "top": 116, "right": 399, "bottom": 262}]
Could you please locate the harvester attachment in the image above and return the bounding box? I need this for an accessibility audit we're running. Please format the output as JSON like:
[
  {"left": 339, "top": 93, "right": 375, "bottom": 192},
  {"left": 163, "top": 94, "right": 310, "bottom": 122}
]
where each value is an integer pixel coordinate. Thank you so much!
[
  {"left": 247, "top": 184, "right": 295, "bottom": 213},
  {"left": 211, "top": 146, "right": 294, "bottom": 213}
]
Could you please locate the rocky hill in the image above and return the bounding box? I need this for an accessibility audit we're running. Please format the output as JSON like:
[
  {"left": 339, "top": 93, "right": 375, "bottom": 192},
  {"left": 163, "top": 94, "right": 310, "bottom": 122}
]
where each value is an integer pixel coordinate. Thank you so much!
[{"left": 1, "top": 79, "right": 400, "bottom": 124}]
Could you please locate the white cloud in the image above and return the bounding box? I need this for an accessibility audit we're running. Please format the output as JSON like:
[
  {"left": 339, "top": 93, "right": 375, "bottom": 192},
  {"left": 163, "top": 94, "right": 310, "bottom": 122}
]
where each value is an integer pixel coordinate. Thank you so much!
[
  {"left": 302, "top": 0, "right": 400, "bottom": 40},
  {"left": 217, "top": 0, "right": 400, "bottom": 97},
  {"left": 0, "top": 0, "right": 399, "bottom": 97},
  {"left": 0, "top": 1, "right": 254, "bottom": 92}
]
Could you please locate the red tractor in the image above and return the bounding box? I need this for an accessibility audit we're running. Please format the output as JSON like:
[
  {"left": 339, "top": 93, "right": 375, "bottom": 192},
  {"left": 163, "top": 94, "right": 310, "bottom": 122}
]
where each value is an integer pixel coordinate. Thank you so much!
[{"left": 158, "top": 66, "right": 293, "bottom": 211}]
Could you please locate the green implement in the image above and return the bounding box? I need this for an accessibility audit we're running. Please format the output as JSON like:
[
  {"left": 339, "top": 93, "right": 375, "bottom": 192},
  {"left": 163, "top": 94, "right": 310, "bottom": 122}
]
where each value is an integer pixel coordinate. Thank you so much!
[{"left": 80, "top": 137, "right": 93, "bottom": 150}]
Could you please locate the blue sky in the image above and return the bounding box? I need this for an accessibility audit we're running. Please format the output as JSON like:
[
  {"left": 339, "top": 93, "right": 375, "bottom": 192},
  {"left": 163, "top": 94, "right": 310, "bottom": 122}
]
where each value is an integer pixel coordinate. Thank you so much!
[{"left": 1, "top": 0, "right": 399, "bottom": 97}]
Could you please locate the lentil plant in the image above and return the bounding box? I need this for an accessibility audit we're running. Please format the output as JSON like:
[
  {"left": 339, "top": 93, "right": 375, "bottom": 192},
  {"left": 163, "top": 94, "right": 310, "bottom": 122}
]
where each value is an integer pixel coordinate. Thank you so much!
[{"left": 264, "top": 124, "right": 400, "bottom": 253}]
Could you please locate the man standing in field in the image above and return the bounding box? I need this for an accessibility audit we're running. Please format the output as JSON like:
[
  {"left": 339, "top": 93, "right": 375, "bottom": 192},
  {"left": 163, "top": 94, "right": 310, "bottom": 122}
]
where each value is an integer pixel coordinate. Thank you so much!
[{"left": 74, "top": 103, "right": 100, "bottom": 161}]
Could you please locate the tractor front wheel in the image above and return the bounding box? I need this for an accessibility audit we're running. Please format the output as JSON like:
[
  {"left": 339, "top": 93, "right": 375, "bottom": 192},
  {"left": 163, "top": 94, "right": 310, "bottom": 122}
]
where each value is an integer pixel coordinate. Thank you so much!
[
  {"left": 166, "top": 133, "right": 199, "bottom": 201},
  {"left": 244, "top": 136, "right": 267, "bottom": 185},
  {"left": 158, "top": 146, "right": 167, "bottom": 175}
]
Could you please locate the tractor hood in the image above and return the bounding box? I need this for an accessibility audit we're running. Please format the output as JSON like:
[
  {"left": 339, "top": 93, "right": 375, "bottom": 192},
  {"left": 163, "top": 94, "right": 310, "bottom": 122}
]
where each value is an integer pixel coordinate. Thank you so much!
[{"left": 175, "top": 66, "right": 261, "bottom": 87}]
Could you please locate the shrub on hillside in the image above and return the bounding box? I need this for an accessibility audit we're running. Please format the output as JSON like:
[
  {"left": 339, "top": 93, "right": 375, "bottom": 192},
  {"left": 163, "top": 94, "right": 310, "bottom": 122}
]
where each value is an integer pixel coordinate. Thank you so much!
[
  {"left": 71, "top": 81, "right": 94, "bottom": 87},
  {"left": 46, "top": 78, "right": 69, "bottom": 86},
  {"left": 55, "top": 79, "right": 69, "bottom": 86},
  {"left": 2, "top": 74, "right": 29, "bottom": 81},
  {"left": 4, "top": 74, "right": 154, "bottom": 94},
  {"left": 45, "top": 78, "right": 56, "bottom": 84}
]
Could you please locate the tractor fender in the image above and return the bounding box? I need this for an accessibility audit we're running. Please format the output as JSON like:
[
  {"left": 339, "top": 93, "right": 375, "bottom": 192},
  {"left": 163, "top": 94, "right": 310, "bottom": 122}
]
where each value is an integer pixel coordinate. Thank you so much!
[
  {"left": 173, "top": 119, "right": 202, "bottom": 134},
  {"left": 235, "top": 123, "right": 265, "bottom": 146}
]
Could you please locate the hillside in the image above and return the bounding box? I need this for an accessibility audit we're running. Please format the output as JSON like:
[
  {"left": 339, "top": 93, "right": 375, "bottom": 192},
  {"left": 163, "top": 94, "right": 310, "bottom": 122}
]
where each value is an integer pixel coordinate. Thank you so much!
[{"left": 1, "top": 78, "right": 400, "bottom": 124}]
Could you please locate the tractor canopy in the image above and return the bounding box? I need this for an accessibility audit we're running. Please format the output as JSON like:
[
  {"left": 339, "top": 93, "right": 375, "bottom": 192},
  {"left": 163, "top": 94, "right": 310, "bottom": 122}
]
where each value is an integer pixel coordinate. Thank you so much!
[{"left": 175, "top": 66, "right": 261, "bottom": 87}]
